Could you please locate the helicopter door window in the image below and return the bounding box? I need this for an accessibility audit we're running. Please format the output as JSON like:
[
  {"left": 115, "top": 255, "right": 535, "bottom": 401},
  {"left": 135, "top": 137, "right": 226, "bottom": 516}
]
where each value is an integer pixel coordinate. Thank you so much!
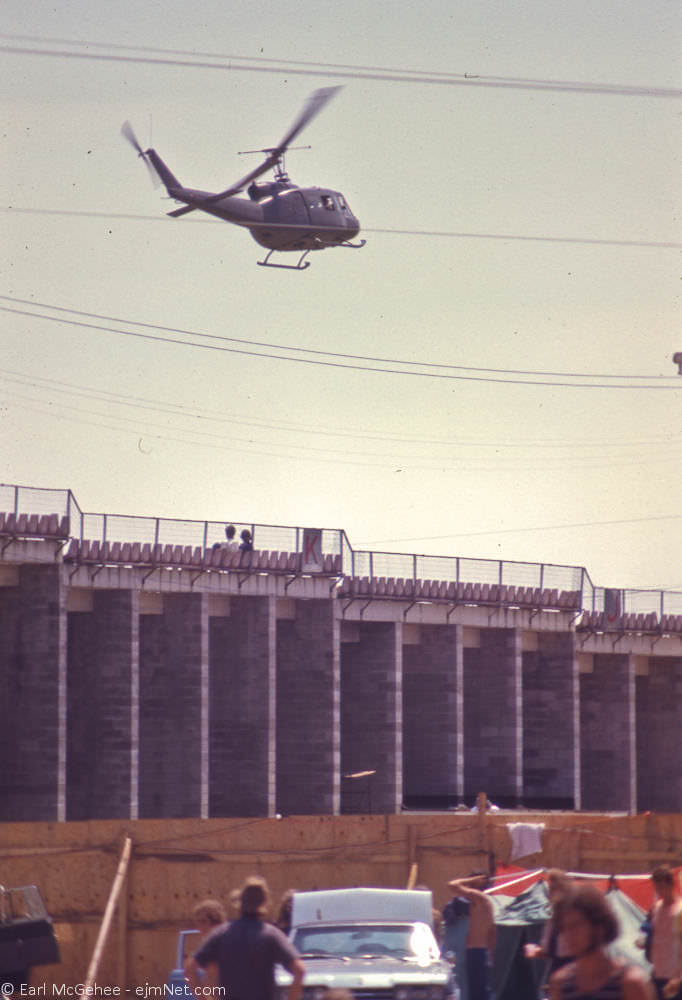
[{"left": 321, "top": 195, "right": 335, "bottom": 211}]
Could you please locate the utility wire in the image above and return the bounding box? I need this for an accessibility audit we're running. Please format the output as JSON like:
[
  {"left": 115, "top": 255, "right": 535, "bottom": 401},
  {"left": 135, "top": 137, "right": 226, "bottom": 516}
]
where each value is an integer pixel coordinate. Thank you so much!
[
  {"left": 5, "top": 208, "right": 679, "bottom": 251},
  {"left": 2, "top": 366, "right": 679, "bottom": 450},
  {"left": 6, "top": 390, "right": 681, "bottom": 473},
  {"left": 2, "top": 32, "right": 676, "bottom": 94},
  {"left": 6, "top": 391, "right": 681, "bottom": 471},
  {"left": 361, "top": 514, "right": 682, "bottom": 546},
  {"left": 4, "top": 304, "right": 680, "bottom": 390},
  {"left": 0, "top": 40, "right": 680, "bottom": 98},
  {"left": 2, "top": 297, "right": 680, "bottom": 386},
  {"left": 6, "top": 377, "right": 682, "bottom": 473}
]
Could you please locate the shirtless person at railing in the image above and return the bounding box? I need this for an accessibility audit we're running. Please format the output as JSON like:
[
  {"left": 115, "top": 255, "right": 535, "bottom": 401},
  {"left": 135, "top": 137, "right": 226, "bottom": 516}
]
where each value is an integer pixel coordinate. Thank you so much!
[{"left": 447, "top": 873, "right": 496, "bottom": 1000}]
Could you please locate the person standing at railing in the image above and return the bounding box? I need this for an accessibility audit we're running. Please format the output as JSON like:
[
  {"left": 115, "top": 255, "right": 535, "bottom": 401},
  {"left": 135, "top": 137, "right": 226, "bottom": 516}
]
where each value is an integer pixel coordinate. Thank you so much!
[
  {"left": 212, "top": 524, "right": 238, "bottom": 552},
  {"left": 239, "top": 529, "right": 253, "bottom": 552}
]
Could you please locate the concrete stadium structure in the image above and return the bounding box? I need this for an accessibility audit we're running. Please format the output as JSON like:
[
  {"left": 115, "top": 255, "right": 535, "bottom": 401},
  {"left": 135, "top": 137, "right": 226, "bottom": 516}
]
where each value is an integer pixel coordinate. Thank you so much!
[{"left": 1, "top": 484, "right": 681, "bottom": 822}]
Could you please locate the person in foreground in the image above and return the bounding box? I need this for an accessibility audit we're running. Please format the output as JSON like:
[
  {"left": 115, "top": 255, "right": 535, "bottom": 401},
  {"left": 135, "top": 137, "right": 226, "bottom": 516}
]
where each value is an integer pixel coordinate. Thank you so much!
[
  {"left": 185, "top": 876, "right": 305, "bottom": 1000},
  {"left": 447, "top": 873, "right": 496, "bottom": 1000},
  {"left": 548, "top": 884, "right": 653, "bottom": 1000},
  {"left": 649, "top": 865, "right": 682, "bottom": 1000}
]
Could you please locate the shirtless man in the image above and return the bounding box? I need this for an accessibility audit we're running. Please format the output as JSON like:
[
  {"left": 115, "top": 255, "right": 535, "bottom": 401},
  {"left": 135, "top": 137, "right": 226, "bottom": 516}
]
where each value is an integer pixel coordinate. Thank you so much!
[
  {"left": 650, "top": 866, "right": 682, "bottom": 1000},
  {"left": 447, "top": 873, "right": 496, "bottom": 1000}
]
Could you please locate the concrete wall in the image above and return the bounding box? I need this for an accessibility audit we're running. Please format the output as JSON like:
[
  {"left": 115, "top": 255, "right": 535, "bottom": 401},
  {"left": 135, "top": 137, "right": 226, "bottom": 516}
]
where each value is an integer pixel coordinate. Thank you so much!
[
  {"left": 209, "top": 596, "right": 275, "bottom": 817},
  {"left": 0, "top": 565, "right": 65, "bottom": 821},
  {"left": 463, "top": 628, "right": 520, "bottom": 806},
  {"left": 402, "top": 624, "right": 460, "bottom": 808},
  {"left": 67, "top": 590, "right": 138, "bottom": 820},
  {"left": 139, "top": 593, "right": 206, "bottom": 818},
  {"left": 2, "top": 550, "right": 682, "bottom": 820},
  {"left": 636, "top": 656, "right": 682, "bottom": 812},
  {"left": 580, "top": 654, "right": 631, "bottom": 811},
  {"left": 275, "top": 599, "right": 340, "bottom": 815},
  {"left": 522, "top": 631, "right": 576, "bottom": 809},
  {"left": 341, "top": 621, "right": 402, "bottom": 814}
]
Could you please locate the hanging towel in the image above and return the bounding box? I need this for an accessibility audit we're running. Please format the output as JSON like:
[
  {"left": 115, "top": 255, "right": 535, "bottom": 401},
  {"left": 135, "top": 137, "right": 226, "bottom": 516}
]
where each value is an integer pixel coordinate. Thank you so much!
[{"left": 507, "top": 821, "right": 545, "bottom": 859}]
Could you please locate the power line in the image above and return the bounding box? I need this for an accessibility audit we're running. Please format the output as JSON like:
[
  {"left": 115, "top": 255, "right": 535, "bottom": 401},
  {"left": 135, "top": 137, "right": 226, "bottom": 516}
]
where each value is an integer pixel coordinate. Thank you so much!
[
  {"left": 366, "top": 226, "right": 682, "bottom": 251},
  {"left": 3, "top": 304, "right": 679, "bottom": 390},
  {"left": 2, "top": 297, "right": 680, "bottom": 388},
  {"left": 2, "top": 365, "right": 679, "bottom": 451},
  {"left": 3, "top": 32, "right": 678, "bottom": 97},
  {"left": 6, "top": 390, "right": 681, "bottom": 474},
  {"left": 1, "top": 41, "right": 680, "bottom": 98},
  {"left": 361, "top": 514, "right": 682, "bottom": 546},
  {"left": 5, "top": 208, "right": 679, "bottom": 250}
]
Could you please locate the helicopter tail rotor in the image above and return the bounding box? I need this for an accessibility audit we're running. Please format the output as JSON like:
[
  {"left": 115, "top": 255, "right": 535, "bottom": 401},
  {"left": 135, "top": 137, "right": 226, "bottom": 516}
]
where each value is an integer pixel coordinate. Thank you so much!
[{"left": 121, "top": 120, "right": 161, "bottom": 188}]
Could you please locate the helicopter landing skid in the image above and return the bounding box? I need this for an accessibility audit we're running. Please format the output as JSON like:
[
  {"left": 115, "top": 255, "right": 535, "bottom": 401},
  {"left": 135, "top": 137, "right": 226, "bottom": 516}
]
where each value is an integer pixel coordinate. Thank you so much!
[
  {"left": 341, "top": 239, "right": 367, "bottom": 249},
  {"left": 257, "top": 249, "right": 311, "bottom": 271}
]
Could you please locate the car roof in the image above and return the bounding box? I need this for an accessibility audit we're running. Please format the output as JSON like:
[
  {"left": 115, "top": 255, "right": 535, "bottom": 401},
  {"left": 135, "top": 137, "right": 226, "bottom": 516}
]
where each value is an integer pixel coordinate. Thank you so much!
[{"left": 292, "top": 888, "right": 433, "bottom": 928}]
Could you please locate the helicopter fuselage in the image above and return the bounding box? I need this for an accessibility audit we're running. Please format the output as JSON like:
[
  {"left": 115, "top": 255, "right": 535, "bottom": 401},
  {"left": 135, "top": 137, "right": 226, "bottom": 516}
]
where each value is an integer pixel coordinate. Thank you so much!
[{"left": 167, "top": 181, "right": 361, "bottom": 252}]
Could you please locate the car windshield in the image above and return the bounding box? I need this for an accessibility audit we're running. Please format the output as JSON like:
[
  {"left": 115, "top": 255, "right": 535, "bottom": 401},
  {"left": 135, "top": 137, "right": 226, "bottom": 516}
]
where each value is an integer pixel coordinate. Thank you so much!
[{"left": 293, "top": 923, "right": 439, "bottom": 962}]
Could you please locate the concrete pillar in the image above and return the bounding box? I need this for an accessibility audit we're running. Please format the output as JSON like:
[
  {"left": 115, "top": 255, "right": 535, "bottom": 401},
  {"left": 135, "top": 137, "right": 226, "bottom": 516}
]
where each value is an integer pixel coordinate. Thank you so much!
[
  {"left": 572, "top": 649, "right": 582, "bottom": 811},
  {"left": 67, "top": 589, "right": 139, "bottom": 819},
  {"left": 636, "top": 656, "right": 682, "bottom": 812},
  {"left": 139, "top": 592, "right": 208, "bottom": 818},
  {"left": 276, "top": 599, "right": 340, "bottom": 815},
  {"left": 579, "top": 653, "right": 631, "bottom": 811},
  {"left": 0, "top": 565, "right": 67, "bottom": 821},
  {"left": 402, "top": 624, "right": 459, "bottom": 808},
  {"left": 341, "top": 621, "right": 402, "bottom": 814},
  {"left": 626, "top": 655, "right": 637, "bottom": 815},
  {"left": 463, "top": 627, "right": 520, "bottom": 807},
  {"left": 209, "top": 596, "right": 276, "bottom": 816},
  {"left": 522, "top": 631, "right": 577, "bottom": 809}
]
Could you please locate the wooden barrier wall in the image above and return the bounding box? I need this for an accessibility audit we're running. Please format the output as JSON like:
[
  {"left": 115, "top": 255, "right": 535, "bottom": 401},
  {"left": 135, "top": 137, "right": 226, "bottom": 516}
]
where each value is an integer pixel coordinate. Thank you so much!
[{"left": 1, "top": 809, "right": 681, "bottom": 990}]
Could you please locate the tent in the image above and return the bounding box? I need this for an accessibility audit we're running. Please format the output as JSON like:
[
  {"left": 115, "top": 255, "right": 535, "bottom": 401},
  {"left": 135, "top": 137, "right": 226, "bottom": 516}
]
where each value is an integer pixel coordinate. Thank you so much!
[
  {"left": 488, "top": 880, "right": 652, "bottom": 1000},
  {"left": 489, "top": 880, "right": 551, "bottom": 1000},
  {"left": 490, "top": 864, "right": 682, "bottom": 912}
]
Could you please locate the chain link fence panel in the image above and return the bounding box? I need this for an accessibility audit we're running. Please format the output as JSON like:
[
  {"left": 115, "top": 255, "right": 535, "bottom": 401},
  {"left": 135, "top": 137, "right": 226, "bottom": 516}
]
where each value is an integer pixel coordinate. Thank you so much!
[{"left": 3, "top": 483, "right": 680, "bottom": 616}]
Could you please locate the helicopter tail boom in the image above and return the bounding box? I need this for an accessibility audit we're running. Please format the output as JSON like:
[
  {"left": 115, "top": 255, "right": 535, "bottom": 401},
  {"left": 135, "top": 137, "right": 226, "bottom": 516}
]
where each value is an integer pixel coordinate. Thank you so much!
[{"left": 144, "top": 149, "right": 182, "bottom": 195}]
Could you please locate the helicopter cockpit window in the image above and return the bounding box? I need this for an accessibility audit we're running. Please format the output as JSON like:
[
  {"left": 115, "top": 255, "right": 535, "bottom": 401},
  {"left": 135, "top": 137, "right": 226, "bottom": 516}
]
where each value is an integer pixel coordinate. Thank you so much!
[
  {"left": 321, "top": 194, "right": 335, "bottom": 211},
  {"left": 337, "top": 195, "right": 347, "bottom": 210}
]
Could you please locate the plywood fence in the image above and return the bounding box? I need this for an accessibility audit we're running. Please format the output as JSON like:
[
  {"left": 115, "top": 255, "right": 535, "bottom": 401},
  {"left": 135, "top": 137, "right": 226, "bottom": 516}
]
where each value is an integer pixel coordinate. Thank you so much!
[{"left": 1, "top": 809, "right": 681, "bottom": 990}]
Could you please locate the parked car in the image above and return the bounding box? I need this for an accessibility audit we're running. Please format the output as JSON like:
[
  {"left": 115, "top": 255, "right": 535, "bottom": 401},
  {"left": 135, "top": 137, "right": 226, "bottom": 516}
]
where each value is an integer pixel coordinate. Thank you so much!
[{"left": 275, "top": 888, "right": 458, "bottom": 1000}]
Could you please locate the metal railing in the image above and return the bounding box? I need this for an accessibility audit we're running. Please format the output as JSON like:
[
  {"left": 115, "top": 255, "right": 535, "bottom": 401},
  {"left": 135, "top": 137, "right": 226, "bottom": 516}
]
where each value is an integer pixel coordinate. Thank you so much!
[
  {"left": 351, "top": 549, "right": 585, "bottom": 596},
  {"left": 2, "top": 483, "right": 681, "bottom": 619},
  {"left": 588, "top": 586, "right": 682, "bottom": 619}
]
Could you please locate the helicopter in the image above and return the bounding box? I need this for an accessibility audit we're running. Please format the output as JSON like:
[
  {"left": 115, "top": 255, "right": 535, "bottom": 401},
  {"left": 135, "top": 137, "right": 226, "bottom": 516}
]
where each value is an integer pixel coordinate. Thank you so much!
[{"left": 122, "top": 87, "right": 364, "bottom": 271}]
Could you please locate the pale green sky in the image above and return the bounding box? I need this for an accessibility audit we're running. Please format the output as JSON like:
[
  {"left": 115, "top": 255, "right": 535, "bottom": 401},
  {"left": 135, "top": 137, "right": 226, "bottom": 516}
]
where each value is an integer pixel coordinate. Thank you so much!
[{"left": 1, "top": 0, "right": 681, "bottom": 590}]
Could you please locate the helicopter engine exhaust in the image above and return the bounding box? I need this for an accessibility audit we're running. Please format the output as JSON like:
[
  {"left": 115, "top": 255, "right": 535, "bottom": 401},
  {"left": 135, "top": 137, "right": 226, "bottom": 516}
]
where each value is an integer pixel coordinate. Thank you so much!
[{"left": 248, "top": 182, "right": 275, "bottom": 202}]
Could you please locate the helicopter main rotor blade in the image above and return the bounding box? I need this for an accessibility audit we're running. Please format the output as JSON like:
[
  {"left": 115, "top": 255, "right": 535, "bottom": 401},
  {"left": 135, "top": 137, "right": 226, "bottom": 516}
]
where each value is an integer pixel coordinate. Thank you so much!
[
  {"left": 163, "top": 87, "right": 342, "bottom": 219},
  {"left": 121, "top": 120, "right": 161, "bottom": 188},
  {"left": 274, "top": 86, "right": 342, "bottom": 155}
]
